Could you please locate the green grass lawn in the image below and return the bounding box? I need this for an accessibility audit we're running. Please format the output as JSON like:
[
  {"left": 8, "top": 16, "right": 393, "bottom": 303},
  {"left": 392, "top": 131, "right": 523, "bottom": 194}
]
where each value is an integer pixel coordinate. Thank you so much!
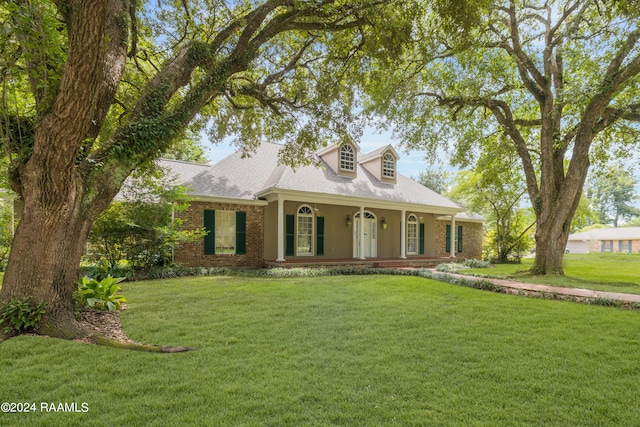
[
  {"left": 2, "top": 274, "right": 640, "bottom": 426},
  {"left": 465, "top": 253, "right": 640, "bottom": 295}
]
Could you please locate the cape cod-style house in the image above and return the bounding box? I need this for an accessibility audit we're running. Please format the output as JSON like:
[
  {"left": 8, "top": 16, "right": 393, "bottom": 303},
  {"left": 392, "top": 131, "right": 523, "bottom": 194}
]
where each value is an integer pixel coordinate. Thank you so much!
[{"left": 163, "top": 142, "right": 484, "bottom": 268}]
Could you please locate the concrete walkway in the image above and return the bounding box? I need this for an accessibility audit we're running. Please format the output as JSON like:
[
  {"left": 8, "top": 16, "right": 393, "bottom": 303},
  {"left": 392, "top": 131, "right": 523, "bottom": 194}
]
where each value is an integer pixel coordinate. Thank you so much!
[{"left": 441, "top": 271, "right": 640, "bottom": 304}]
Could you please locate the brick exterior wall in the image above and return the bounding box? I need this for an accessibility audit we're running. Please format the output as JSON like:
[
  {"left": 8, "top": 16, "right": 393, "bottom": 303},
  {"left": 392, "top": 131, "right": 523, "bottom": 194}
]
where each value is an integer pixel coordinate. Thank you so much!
[
  {"left": 589, "top": 239, "right": 640, "bottom": 254},
  {"left": 174, "top": 201, "right": 483, "bottom": 267},
  {"left": 174, "top": 201, "right": 264, "bottom": 268},
  {"left": 433, "top": 220, "right": 483, "bottom": 259}
]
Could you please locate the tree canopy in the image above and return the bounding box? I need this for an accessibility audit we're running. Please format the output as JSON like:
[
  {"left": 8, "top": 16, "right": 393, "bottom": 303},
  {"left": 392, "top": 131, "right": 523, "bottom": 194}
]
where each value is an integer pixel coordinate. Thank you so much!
[
  {"left": 587, "top": 163, "right": 640, "bottom": 227},
  {"left": 0, "top": 0, "right": 410, "bottom": 343},
  {"left": 366, "top": 0, "right": 640, "bottom": 274},
  {"left": 448, "top": 135, "right": 534, "bottom": 262}
]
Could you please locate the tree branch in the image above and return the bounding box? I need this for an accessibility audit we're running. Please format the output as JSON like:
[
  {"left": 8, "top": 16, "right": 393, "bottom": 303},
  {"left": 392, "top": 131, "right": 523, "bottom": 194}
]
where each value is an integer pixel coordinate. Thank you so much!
[
  {"left": 504, "top": 0, "right": 546, "bottom": 103},
  {"left": 593, "top": 103, "right": 640, "bottom": 133},
  {"left": 127, "top": 0, "right": 138, "bottom": 58},
  {"left": 413, "top": 90, "right": 541, "bottom": 204}
]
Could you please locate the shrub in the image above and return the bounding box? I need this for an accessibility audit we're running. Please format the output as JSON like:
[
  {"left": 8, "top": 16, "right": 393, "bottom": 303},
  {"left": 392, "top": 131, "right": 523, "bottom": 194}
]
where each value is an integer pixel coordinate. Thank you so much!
[
  {"left": 78, "top": 275, "right": 127, "bottom": 311},
  {"left": 462, "top": 259, "right": 490, "bottom": 269},
  {"left": 80, "top": 262, "right": 133, "bottom": 281},
  {"left": 588, "top": 297, "right": 623, "bottom": 308},
  {"left": 435, "top": 263, "right": 468, "bottom": 273},
  {"left": 86, "top": 169, "right": 205, "bottom": 273},
  {"left": 0, "top": 297, "right": 47, "bottom": 334}
]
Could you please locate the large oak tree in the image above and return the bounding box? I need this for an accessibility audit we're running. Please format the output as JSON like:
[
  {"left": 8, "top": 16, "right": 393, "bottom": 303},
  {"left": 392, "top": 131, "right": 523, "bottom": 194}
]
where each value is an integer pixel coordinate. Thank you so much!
[
  {"left": 0, "top": 0, "right": 407, "bottom": 343},
  {"left": 368, "top": 0, "right": 640, "bottom": 274}
]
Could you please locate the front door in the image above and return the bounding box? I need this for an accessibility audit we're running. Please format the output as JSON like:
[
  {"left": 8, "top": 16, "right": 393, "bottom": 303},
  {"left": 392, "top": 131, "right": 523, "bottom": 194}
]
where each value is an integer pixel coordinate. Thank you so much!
[{"left": 353, "top": 211, "right": 377, "bottom": 258}]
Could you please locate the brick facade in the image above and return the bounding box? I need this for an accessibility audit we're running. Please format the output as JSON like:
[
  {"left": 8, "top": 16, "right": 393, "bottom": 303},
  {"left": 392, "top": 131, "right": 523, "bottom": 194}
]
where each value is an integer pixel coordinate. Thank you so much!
[
  {"left": 589, "top": 239, "right": 640, "bottom": 254},
  {"left": 175, "top": 202, "right": 483, "bottom": 268},
  {"left": 174, "top": 201, "right": 264, "bottom": 268},
  {"left": 433, "top": 220, "right": 483, "bottom": 259}
]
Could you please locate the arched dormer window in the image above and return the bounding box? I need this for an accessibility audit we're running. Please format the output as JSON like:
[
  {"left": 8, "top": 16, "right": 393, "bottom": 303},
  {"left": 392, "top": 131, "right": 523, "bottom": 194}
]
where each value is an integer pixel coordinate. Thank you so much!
[
  {"left": 382, "top": 153, "right": 395, "bottom": 178},
  {"left": 297, "top": 205, "right": 314, "bottom": 255},
  {"left": 340, "top": 144, "right": 355, "bottom": 171}
]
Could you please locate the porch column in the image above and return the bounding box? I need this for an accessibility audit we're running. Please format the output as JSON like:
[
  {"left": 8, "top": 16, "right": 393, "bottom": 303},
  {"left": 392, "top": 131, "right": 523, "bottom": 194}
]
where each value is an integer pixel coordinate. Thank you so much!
[
  {"left": 276, "top": 197, "right": 285, "bottom": 262},
  {"left": 359, "top": 206, "right": 366, "bottom": 260},
  {"left": 400, "top": 209, "right": 406, "bottom": 259},
  {"left": 450, "top": 214, "right": 456, "bottom": 258}
]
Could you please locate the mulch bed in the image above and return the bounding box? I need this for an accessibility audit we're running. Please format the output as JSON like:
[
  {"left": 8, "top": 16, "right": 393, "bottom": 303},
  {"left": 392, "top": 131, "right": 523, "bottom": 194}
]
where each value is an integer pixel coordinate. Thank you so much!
[{"left": 76, "top": 306, "right": 135, "bottom": 344}]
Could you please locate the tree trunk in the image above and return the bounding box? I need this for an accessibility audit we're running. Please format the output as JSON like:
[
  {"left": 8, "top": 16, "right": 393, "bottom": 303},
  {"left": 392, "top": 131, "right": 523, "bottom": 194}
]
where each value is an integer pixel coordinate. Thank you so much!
[
  {"left": 532, "top": 227, "right": 568, "bottom": 275},
  {"left": 0, "top": 183, "right": 94, "bottom": 339}
]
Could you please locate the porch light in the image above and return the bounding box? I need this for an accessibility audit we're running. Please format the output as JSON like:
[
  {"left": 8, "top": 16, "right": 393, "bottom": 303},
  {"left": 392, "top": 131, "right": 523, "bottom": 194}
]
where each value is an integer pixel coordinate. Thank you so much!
[
  {"left": 345, "top": 215, "right": 352, "bottom": 227},
  {"left": 381, "top": 218, "right": 387, "bottom": 230}
]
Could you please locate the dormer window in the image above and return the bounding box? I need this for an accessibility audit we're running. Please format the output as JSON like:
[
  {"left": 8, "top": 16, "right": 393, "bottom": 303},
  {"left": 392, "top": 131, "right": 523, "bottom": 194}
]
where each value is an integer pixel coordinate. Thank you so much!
[
  {"left": 317, "top": 142, "right": 359, "bottom": 176},
  {"left": 382, "top": 153, "right": 395, "bottom": 178},
  {"left": 340, "top": 145, "right": 355, "bottom": 171}
]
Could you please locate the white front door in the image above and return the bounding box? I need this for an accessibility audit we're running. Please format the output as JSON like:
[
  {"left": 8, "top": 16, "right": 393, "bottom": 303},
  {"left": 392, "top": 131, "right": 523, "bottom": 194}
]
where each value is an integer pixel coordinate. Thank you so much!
[{"left": 353, "top": 212, "right": 377, "bottom": 258}]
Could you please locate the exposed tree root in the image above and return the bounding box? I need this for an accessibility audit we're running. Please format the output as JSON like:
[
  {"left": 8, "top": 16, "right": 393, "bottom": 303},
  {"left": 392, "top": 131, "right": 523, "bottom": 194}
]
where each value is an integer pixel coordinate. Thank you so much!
[
  {"left": 75, "top": 308, "right": 195, "bottom": 352},
  {"left": 0, "top": 309, "right": 194, "bottom": 353},
  {"left": 84, "top": 333, "right": 194, "bottom": 353}
]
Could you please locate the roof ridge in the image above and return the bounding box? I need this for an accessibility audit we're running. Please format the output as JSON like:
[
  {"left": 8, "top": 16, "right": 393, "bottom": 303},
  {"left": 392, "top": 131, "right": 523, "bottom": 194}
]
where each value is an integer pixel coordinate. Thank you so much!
[{"left": 158, "top": 157, "right": 210, "bottom": 166}]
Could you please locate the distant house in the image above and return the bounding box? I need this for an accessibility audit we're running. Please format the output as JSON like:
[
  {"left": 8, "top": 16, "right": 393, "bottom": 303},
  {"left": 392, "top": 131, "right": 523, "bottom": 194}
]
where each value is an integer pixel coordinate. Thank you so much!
[
  {"left": 567, "top": 227, "right": 640, "bottom": 254},
  {"left": 160, "top": 142, "right": 484, "bottom": 268}
]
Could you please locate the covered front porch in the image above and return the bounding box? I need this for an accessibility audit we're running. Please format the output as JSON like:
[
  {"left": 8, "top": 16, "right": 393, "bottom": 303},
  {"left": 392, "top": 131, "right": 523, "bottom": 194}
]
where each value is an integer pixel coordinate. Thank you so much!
[{"left": 260, "top": 190, "right": 466, "bottom": 264}]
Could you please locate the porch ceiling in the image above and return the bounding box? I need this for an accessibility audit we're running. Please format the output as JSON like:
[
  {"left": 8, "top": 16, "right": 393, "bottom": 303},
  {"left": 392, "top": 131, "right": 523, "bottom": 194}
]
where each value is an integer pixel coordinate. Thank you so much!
[{"left": 257, "top": 189, "right": 464, "bottom": 216}]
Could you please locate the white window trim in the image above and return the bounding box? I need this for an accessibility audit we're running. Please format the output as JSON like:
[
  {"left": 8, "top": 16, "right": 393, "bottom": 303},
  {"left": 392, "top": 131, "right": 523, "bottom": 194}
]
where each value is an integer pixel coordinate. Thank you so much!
[
  {"left": 340, "top": 144, "right": 355, "bottom": 172},
  {"left": 407, "top": 214, "right": 418, "bottom": 255},
  {"left": 296, "top": 204, "right": 314, "bottom": 256},
  {"left": 382, "top": 152, "right": 395, "bottom": 178}
]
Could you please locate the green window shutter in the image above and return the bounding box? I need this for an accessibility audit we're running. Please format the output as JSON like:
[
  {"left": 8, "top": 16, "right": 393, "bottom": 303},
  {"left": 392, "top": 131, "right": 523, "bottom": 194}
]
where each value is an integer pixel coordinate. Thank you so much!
[
  {"left": 445, "top": 224, "right": 451, "bottom": 253},
  {"left": 316, "top": 216, "right": 325, "bottom": 256},
  {"left": 457, "top": 225, "right": 463, "bottom": 253},
  {"left": 419, "top": 223, "right": 425, "bottom": 255},
  {"left": 286, "top": 214, "right": 295, "bottom": 256},
  {"left": 204, "top": 210, "right": 216, "bottom": 255},
  {"left": 236, "top": 211, "right": 246, "bottom": 255}
]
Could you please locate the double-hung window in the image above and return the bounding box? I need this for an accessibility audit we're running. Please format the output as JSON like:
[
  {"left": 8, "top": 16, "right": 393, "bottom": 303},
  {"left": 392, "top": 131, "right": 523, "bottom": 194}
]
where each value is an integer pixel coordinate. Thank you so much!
[
  {"left": 203, "top": 210, "right": 246, "bottom": 255},
  {"left": 619, "top": 240, "right": 632, "bottom": 253},
  {"left": 215, "top": 210, "right": 236, "bottom": 254},
  {"left": 446, "top": 224, "right": 463, "bottom": 253}
]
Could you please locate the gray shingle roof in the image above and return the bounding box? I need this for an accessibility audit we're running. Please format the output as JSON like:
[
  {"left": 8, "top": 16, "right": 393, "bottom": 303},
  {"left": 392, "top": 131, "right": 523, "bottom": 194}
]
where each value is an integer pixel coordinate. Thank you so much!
[
  {"left": 569, "top": 227, "right": 640, "bottom": 241},
  {"left": 178, "top": 144, "right": 281, "bottom": 200},
  {"left": 358, "top": 144, "right": 399, "bottom": 162},
  {"left": 157, "top": 159, "right": 210, "bottom": 184},
  {"left": 163, "top": 142, "right": 469, "bottom": 213}
]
